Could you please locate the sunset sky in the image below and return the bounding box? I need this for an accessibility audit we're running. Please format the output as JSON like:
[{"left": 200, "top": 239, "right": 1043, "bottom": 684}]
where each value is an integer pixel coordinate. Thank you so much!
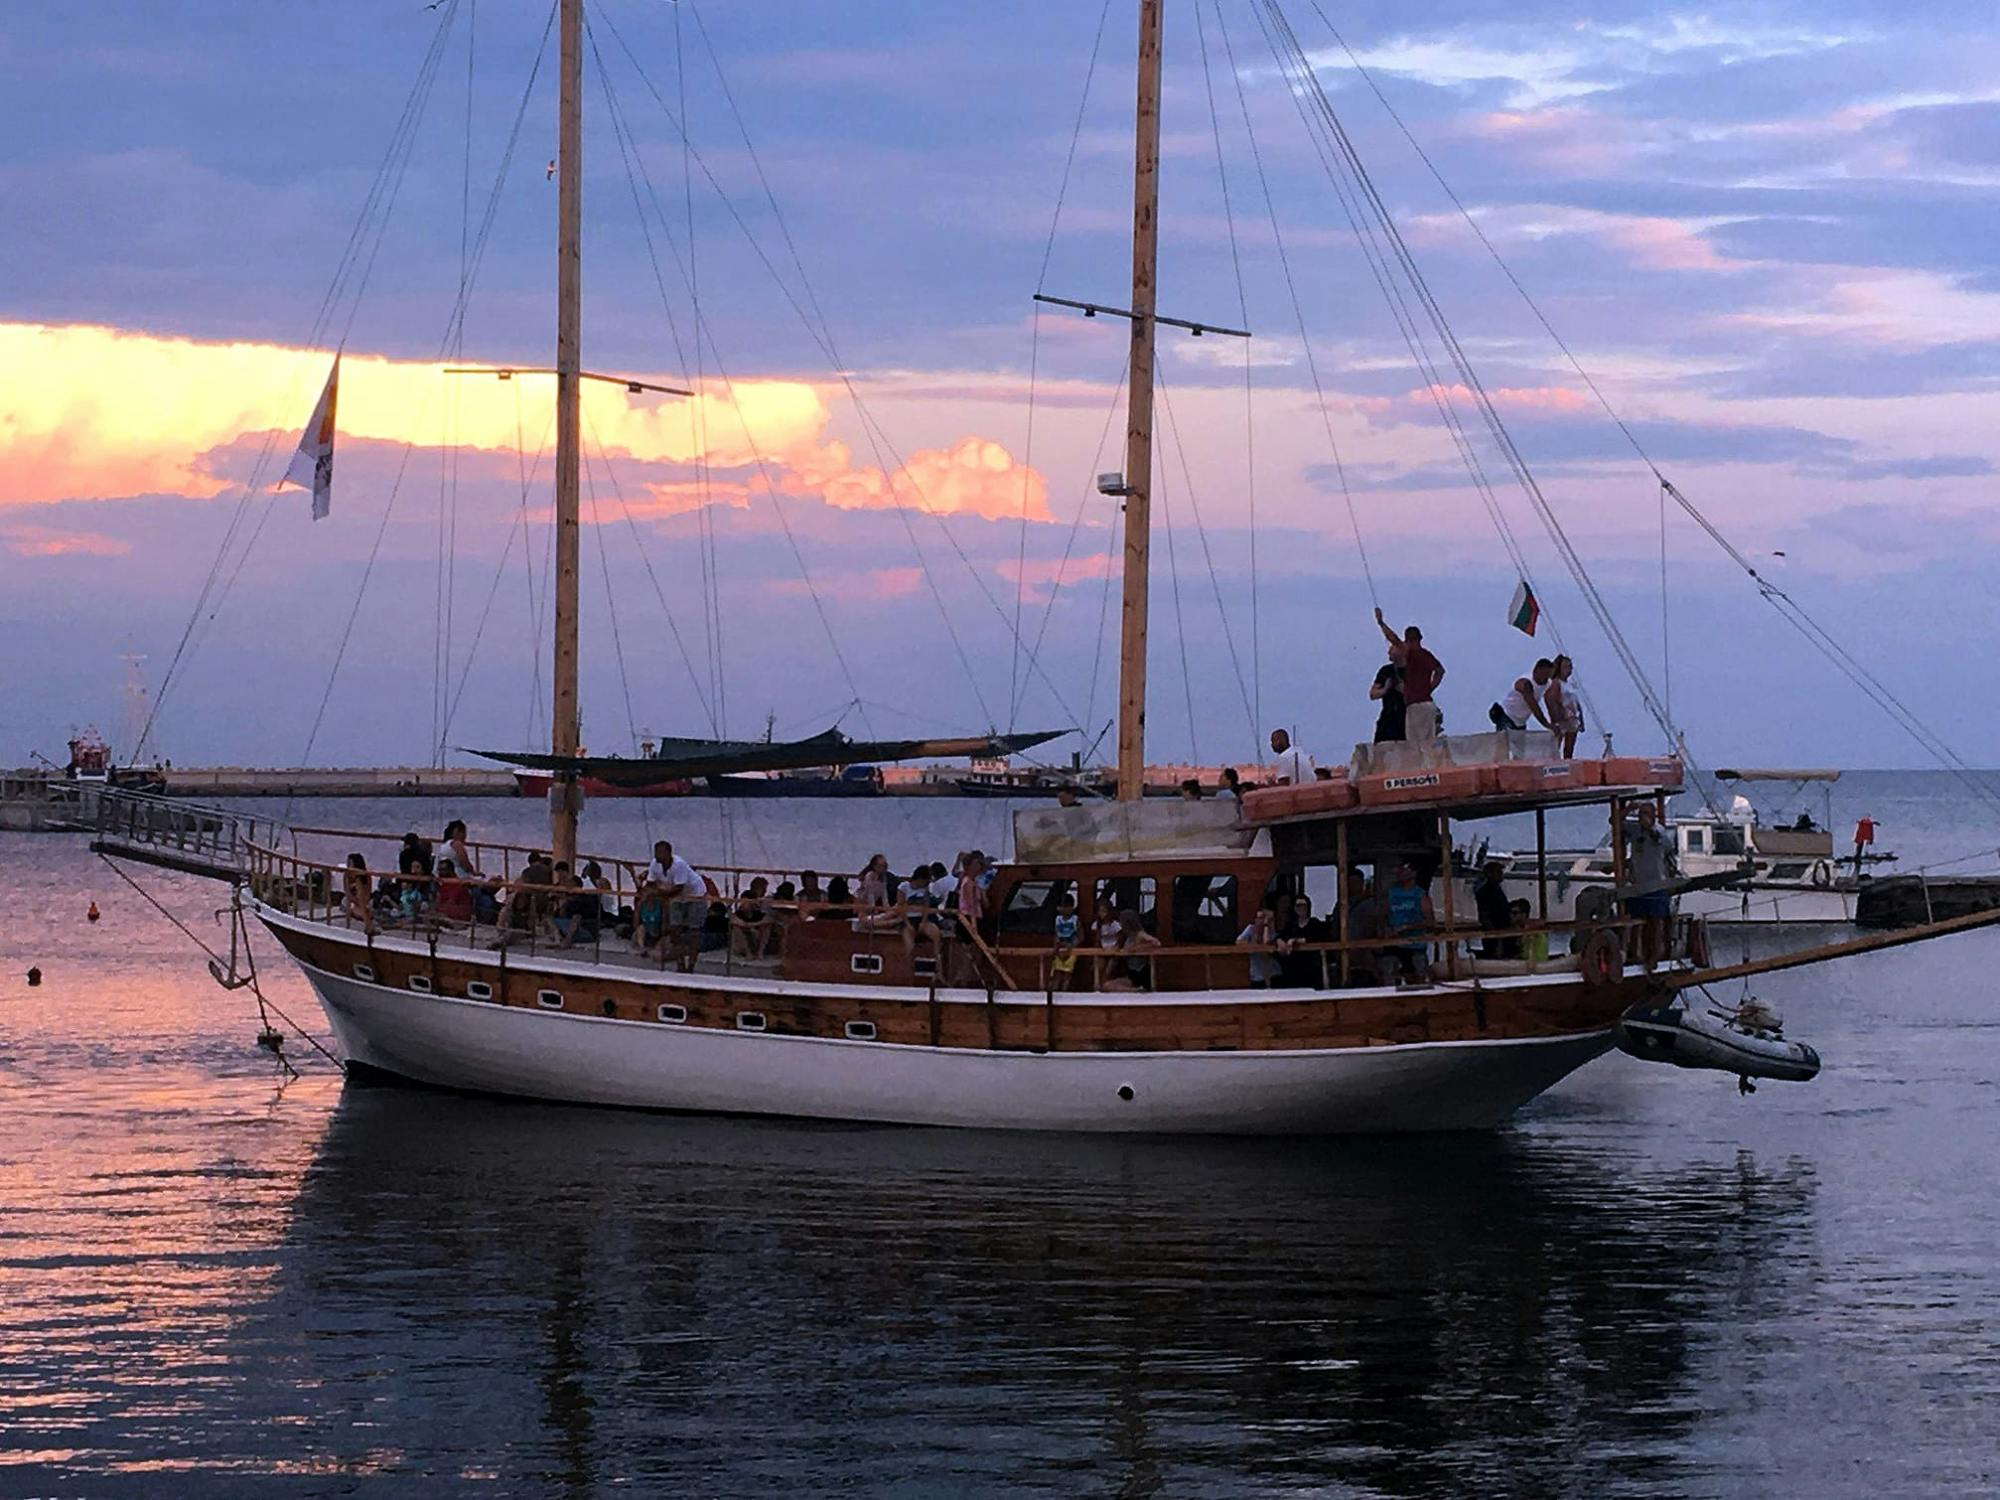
[{"left": 3, "top": 1, "right": 1997, "bottom": 771}]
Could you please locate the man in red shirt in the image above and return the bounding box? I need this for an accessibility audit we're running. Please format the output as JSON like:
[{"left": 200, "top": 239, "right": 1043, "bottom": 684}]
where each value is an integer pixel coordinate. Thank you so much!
[{"left": 1375, "top": 607, "right": 1445, "bottom": 739}]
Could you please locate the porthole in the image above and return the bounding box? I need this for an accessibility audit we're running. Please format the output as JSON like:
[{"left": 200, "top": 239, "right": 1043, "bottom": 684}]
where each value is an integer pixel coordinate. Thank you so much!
[
  {"left": 844, "top": 1020, "right": 878, "bottom": 1041},
  {"left": 408, "top": 975, "right": 433, "bottom": 994},
  {"left": 912, "top": 957, "right": 938, "bottom": 978},
  {"left": 538, "top": 989, "right": 564, "bottom": 1011},
  {"left": 658, "top": 1003, "right": 688, "bottom": 1024},
  {"left": 466, "top": 980, "right": 493, "bottom": 1002},
  {"left": 736, "top": 1011, "right": 767, "bottom": 1033},
  {"left": 600, "top": 998, "right": 617, "bottom": 1018},
  {"left": 1116, "top": 1084, "right": 1135, "bottom": 1102},
  {"left": 849, "top": 953, "right": 884, "bottom": 975},
  {"left": 352, "top": 963, "right": 376, "bottom": 983}
]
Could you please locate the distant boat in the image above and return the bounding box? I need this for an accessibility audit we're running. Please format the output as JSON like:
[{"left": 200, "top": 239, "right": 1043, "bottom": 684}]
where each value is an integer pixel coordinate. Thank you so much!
[
  {"left": 702, "top": 765, "right": 884, "bottom": 799},
  {"left": 512, "top": 771, "right": 692, "bottom": 800}
]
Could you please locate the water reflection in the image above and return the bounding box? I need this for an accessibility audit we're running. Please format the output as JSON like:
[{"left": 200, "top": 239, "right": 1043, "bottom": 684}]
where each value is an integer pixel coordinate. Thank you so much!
[{"left": 250, "top": 1088, "right": 1820, "bottom": 1495}]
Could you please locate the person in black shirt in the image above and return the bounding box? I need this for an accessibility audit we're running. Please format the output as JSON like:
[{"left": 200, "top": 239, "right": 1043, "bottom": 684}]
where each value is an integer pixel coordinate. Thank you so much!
[
  {"left": 1370, "top": 648, "right": 1406, "bottom": 742},
  {"left": 1473, "top": 859, "right": 1517, "bottom": 957}
]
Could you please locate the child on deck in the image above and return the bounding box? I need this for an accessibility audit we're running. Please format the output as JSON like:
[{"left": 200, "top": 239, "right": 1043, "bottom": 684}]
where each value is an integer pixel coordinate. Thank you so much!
[
  {"left": 1237, "top": 903, "right": 1282, "bottom": 988},
  {"left": 1051, "top": 892, "right": 1080, "bottom": 991}
]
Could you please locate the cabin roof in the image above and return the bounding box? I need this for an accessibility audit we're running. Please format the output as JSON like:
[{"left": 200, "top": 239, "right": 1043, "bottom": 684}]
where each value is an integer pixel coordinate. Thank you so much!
[{"left": 1244, "top": 780, "right": 1682, "bottom": 829}]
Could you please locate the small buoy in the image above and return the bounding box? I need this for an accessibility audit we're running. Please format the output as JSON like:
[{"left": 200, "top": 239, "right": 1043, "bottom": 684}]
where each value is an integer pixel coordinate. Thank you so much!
[
  {"left": 86, "top": 901, "right": 101, "bottom": 923},
  {"left": 256, "top": 1026, "right": 286, "bottom": 1054},
  {"left": 26, "top": 967, "right": 41, "bottom": 987}
]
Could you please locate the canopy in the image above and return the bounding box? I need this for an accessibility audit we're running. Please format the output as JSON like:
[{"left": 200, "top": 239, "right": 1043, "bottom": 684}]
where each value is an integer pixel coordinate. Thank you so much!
[
  {"left": 470, "top": 726, "right": 1069, "bottom": 789},
  {"left": 1714, "top": 768, "right": 1841, "bottom": 783}
]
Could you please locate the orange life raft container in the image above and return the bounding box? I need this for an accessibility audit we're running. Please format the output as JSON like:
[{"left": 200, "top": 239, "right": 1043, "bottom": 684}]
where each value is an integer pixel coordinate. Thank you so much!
[
  {"left": 1240, "top": 774, "right": 1359, "bottom": 822},
  {"left": 1598, "top": 755, "right": 1685, "bottom": 789},
  {"left": 1492, "top": 759, "right": 1604, "bottom": 795},
  {"left": 1355, "top": 764, "right": 1495, "bottom": 807}
]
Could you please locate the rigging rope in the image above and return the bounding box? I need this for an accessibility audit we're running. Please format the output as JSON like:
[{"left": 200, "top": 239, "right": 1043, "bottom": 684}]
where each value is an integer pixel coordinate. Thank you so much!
[{"left": 1155, "top": 448, "right": 1201, "bottom": 764}]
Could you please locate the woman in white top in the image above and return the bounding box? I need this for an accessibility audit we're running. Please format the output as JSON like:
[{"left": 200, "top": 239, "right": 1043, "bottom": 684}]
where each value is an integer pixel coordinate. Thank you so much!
[{"left": 1545, "top": 654, "right": 1584, "bottom": 757}]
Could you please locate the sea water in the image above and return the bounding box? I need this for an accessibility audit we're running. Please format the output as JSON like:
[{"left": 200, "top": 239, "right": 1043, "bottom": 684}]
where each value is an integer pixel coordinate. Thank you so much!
[{"left": 2, "top": 774, "right": 1997, "bottom": 1496}]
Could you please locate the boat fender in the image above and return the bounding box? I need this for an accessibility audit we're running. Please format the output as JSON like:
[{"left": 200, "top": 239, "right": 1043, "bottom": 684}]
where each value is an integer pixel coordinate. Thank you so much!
[
  {"left": 1580, "top": 928, "right": 1624, "bottom": 986},
  {"left": 1811, "top": 860, "right": 1832, "bottom": 889}
]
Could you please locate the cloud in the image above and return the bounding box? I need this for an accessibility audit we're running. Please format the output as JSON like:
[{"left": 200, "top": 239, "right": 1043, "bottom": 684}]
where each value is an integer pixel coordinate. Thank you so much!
[
  {"left": 2, "top": 523, "right": 131, "bottom": 557},
  {"left": 997, "top": 551, "right": 1118, "bottom": 604},
  {"left": 786, "top": 436, "right": 1051, "bottom": 523},
  {"left": 767, "top": 565, "right": 927, "bottom": 601},
  {"left": 1831, "top": 454, "right": 1995, "bottom": 482}
]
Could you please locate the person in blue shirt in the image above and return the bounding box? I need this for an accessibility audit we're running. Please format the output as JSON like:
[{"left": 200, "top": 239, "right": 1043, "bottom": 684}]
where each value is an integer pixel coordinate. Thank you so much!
[{"left": 1384, "top": 861, "right": 1434, "bottom": 984}]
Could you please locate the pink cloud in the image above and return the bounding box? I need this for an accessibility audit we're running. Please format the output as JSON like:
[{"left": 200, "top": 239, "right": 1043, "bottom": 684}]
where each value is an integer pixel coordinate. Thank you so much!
[
  {"left": 997, "top": 551, "right": 1118, "bottom": 604},
  {"left": 767, "top": 565, "right": 927, "bottom": 601},
  {"left": 3, "top": 524, "right": 131, "bottom": 557},
  {"left": 786, "top": 435, "right": 1051, "bottom": 523}
]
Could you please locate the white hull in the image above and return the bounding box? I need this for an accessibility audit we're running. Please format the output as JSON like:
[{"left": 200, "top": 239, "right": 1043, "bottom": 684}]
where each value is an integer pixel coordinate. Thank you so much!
[
  {"left": 1490, "top": 876, "right": 1857, "bottom": 926},
  {"left": 298, "top": 961, "right": 1617, "bottom": 1136}
]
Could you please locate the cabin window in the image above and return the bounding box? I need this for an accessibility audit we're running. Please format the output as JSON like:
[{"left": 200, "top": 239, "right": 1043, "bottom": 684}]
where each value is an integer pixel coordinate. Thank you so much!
[
  {"left": 1684, "top": 827, "right": 1707, "bottom": 854},
  {"left": 1771, "top": 862, "right": 1809, "bottom": 880},
  {"left": 1171, "top": 874, "right": 1239, "bottom": 944},
  {"left": 658, "top": 1003, "right": 688, "bottom": 1024},
  {"left": 1000, "top": 879, "right": 1073, "bottom": 936},
  {"left": 466, "top": 980, "right": 493, "bottom": 1002},
  {"left": 844, "top": 1020, "right": 878, "bottom": 1041},
  {"left": 352, "top": 963, "right": 376, "bottom": 983},
  {"left": 1095, "top": 876, "right": 1158, "bottom": 934},
  {"left": 1507, "top": 858, "right": 1542, "bottom": 878},
  {"left": 1714, "top": 828, "right": 1747, "bottom": 856},
  {"left": 737, "top": 1011, "right": 767, "bottom": 1032},
  {"left": 849, "top": 953, "right": 884, "bottom": 975},
  {"left": 408, "top": 975, "right": 433, "bottom": 994},
  {"left": 538, "top": 989, "right": 564, "bottom": 1010},
  {"left": 1586, "top": 860, "right": 1614, "bottom": 875}
]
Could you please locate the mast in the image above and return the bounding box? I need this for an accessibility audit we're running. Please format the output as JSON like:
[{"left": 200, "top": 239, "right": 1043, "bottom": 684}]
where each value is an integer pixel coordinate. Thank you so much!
[
  {"left": 1116, "top": 0, "right": 1163, "bottom": 802},
  {"left": 551, "top": 0, "right": 583, "bottom": 864}
]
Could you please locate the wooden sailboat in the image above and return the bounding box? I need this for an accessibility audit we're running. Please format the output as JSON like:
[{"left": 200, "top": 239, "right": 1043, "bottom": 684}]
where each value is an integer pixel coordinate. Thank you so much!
[{"left": 220, "top": 0, "right": 1690, "bottom": 1133}]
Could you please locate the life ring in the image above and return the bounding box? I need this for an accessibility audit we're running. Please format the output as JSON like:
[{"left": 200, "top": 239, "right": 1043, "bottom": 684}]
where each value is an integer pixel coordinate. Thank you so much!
[
  {"left": 1581, "top": 927, "right": 1625, "bottom": 986},
  {"left": 1810, "top": 861, "right": 1832, "bottom": 889}
]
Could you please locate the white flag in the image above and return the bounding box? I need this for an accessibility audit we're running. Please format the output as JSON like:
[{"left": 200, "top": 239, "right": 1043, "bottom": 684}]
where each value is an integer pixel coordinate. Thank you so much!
[{"left": 282, "top": 354, "right": 340, "bottom": 520}]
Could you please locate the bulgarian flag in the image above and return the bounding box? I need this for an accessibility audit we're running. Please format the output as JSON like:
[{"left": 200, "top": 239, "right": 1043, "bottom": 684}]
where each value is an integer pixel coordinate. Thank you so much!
[{"left": 1508, "top": 579, "right": 1540, "bottom": 636}]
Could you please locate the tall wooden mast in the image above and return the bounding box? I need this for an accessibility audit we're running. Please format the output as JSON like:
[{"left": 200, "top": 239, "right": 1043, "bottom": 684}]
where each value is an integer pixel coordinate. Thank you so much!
[
  {"left": 1116, "top": 0, "right": 1164, "bottom": 802},
  {"left": 551, "top": 0, "right": 584, "bottom": 864}
]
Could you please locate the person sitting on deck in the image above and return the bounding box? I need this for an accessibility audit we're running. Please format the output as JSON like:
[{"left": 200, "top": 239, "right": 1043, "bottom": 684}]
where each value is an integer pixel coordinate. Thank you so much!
[
  {"left": 342, "top": 853, "right": 373, "bottom": 927},
  {"left": 507, "top": 852, "right": 557, "bottom": 939},
  {"left": 731, "top": 876, "right": 777, "bottom": 959},
  {"left": 1490, "top": 660, "right": 1556, "bottom": 733},
  {"left": 799, "top": 870, "right": 825, "bottom": 907},
  {"left": 899, "top": 866, "right": 944, "bottom": 970},
  {"left": 1051, "top": 892, "right": 1081, "bottom": 991},
  {"left": 1474, "top": 859, "right": 1515, "bottom": 957},
  {"left": 1057, "top": 784, "right": 1082, "bottom": 808},
  {"left": 1384, "top": 861, "right": 1434, "bottom": 984},
  {"left": 1510, "top": 900, "right": 1549, "bottom": 965},
  {"left": 817, "top": 875, "right": 856, "bottom": 921},
  {"left": 1370, "top": 646, "right": 1407, "bottom": 743},
  {"left": 434, "top": 858, "right": 473, "bottom": 924},
  {"left": 1622, "top": 802, "right": 1676, "bottom": 971},
  {"left": 1277, "top": 894, "right": 1325, "bottom": 988},
  {"left": 857, "top": 854, "right": 892, "bottom": 907},
  {"left": 1376, "top": 607, "right": 1444, "bottom": 740},
  {"left": 950, "top": 851, "right": 991, "bottom": 982},
  {"left": 634, "top": 873, "right": 669, "bottom": 957},
  {"left": 1180, "top": 778, "right": 1205, "bottom": 801},
  {"left": 441, "top": 819, "right": 498, "bottom": 919},
  {"left": 553, "top": 869, "right": 601, "bottom": 949},
  {"left": 1238, "top": 902, "right": 1282, "bottom": 989},
  {"left": 1268, "top": 728, "right": 1323, "bottom": 786},
  {"left": 581, "top": 860, "right": 623, "bottom": 936},
  {"left": 1101, "top": 910, "right": 1161, "bottom": 992},
  {"left": 1220, "top": 766, "right": 1244, "bottom": 801},
  {"left": 398, "top": 832, "right": 434, "bottom": 880}
]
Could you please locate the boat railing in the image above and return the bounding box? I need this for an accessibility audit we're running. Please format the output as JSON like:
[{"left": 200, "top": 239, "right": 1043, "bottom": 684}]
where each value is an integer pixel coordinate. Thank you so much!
[
  {"left": 83, "top": 784, "right": 285, "bottom": 880},
  {"left": 245, "top": 840, "right": 1700, "bottom": 994}
]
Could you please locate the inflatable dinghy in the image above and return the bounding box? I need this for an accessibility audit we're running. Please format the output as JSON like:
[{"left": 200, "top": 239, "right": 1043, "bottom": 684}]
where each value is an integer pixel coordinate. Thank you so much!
[{"left": 1617, "top": 998, "right": 1821, "bottom": 1084}]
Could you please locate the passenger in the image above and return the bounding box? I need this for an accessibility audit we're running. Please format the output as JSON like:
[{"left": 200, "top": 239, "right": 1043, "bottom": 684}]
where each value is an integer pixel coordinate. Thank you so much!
[
  {"left": 1050, "top": 892, "right": 1080, "bottom": 991},
  {"left": 642, "top": 840, "right": 707, "bottom": 967},
  {"left": 1384, "top": 861, "right": 1434, "bottom": 984},
  {"left": 1623, "top": 802, "right": 1675, "bottom": 971},
  {"left": 1268, "top": 727, "right": 1321, "bottom": 786},
  {"left": 731, "top": 876, "right": 776, "bottom": 959},
  {"left": 342, "top": 853, "right": 372, "bottom": 925},
  {"left": 1370, "top": 646, "right": 1407, "bottom": 743},
  {"left": 899, "top": 866, "right": 944, "bottom": 968},
  {"left": 1238, "top": 902, "right": 1282, "bottom": 989},
  {"left": 1180, "top": 778, "right": 1204, "bottom": 801},
  {"left": 1375, "top": 607, "right": 1444, "bottom": 740},
  {"left": 952, "top": 851, "right": 990, "bottom": 981},
  {"left": 1510, "top": 900, "right": 1549, "bottom": 965},
  {"left": 504, "top": 851, "right": 556, "bottom": 939},
  {"left": 1056, "top": 785, "right": 1082, "bottom": 808},
  {"left": 1490, "top": 660, "right": 1556, "bottom": 732},
  {"left": 1220, "top": 766, "right": 1244, "bottom": 802},
  {"left": 434, "top": 858, "right": 473, "bottom": 924},
  {"left": 634, "top": 874, "right": 668, "bottom": 957},
  {"left": 857, "top": 854, "right": 892, "bottom": 907},
  {"left": 1089, "top": 895, "right": 1120, "bottom": 954},
  {"left": 398, "top": 832, "right": 434, "bottom": 879},
  {"left": 818, "top": 875, "right": 856, "bottom": 921},
  {"left": 1277, "top": 893, "right": 1324, "bottom": 988},
  {"left": 1345, "top": 875, "right": 1383, "bottom": 985},
  {"left": 1545, "top": 655, "right": 1584, "bottom": 758},
  {"left": 799, "top": 870, "right": 825, "bottom": 907},
  {"left": 553, "top": 869, "right": 600, "bottom": 949},
  {"left": 774, "top": 879, "right": 797, "bottom": 903},
  {"left": 581, "top": 860, "right": 622, "bottom": 936},
  {"left": 1101, "top": 910, "right": 1161, "bottom": 992},
  {"left": 1474, "top": 858, "right": 1514, "bottom": 956}
]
